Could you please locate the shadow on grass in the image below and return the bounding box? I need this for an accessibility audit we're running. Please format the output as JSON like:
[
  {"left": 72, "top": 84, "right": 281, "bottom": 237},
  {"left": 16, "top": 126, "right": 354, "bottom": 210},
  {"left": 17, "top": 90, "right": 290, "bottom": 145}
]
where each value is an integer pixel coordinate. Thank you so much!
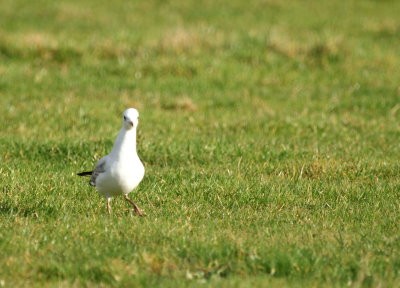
[
  {"left": 0, "top": 201, "right": 58, "bottom": 218},
  {"left": 37, "top": 264, "right": 115, "bottom": 284}
]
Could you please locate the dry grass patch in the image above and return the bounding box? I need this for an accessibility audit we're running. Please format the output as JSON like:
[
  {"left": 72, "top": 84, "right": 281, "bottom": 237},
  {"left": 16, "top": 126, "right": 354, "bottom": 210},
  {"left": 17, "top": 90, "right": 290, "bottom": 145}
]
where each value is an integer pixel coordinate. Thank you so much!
[
  {"left": 157, "top": 26, "right": 226, "bottom": 54},
  {"left": 161, "top": 96, "right": 197, "bottom": 112},
  {"left": 267, "top": 28, "right": 345, "bottom": 64},
  {"left": 365, "top": 19, "right": 400, "bottom": 37},
  {"left": 0, "top": 32, "right": 82, "bottom": 62}
]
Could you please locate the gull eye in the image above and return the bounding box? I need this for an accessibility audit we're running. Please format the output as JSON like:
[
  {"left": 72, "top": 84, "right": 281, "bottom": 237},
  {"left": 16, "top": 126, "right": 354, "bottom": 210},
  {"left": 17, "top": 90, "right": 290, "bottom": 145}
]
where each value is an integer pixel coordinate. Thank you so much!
[{"left": 124, "top": 116, "right": 127, "bottom": 120}]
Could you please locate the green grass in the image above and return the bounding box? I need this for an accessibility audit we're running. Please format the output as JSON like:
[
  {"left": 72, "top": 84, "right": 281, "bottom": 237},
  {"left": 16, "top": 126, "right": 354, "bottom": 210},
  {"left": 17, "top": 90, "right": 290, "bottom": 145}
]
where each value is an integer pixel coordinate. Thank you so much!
[{"left": 1, "top": 0, "right": 400, "bottom": 286}]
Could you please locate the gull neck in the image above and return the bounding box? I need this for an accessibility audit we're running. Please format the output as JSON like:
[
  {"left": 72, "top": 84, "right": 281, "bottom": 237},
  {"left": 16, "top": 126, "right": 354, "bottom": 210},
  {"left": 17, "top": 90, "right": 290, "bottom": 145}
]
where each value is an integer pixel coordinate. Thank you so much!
[{"left": 110, "top": 127, "right": 137, "bottom": 160}]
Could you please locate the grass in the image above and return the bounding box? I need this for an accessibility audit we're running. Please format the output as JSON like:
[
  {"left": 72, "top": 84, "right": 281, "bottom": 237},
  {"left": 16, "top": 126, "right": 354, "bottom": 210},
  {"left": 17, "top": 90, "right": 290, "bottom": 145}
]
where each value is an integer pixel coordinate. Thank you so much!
[{"left": 1, "top": 0, "right": 400, "bottom": 286}]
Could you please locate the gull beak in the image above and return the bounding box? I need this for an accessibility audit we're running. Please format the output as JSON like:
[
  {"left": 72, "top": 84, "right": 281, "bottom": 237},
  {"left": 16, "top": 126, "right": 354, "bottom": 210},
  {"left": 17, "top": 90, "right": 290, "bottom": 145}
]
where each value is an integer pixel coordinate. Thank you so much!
[{"left": 129, "top": 121, "right": 134, "bottom": 127}]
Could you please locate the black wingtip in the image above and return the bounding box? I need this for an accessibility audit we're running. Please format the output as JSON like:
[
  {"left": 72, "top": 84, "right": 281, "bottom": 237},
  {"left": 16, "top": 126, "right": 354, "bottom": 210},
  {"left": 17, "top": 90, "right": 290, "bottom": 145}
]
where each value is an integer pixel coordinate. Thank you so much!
[{"left": 77, "top": 171, "right": 93, "bottom": 176}]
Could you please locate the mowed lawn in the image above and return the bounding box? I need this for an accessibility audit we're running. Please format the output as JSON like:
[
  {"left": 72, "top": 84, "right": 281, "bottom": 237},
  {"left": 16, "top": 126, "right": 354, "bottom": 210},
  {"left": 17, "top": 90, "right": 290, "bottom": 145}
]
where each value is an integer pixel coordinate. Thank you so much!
[{"left": 1, "top": 0, "right": 399, "bottom": 286}]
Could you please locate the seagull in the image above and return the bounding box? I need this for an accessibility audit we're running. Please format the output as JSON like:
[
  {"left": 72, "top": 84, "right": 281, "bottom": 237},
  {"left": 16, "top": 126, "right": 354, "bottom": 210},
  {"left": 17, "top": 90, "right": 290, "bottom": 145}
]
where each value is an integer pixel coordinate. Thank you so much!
[{"left": 77, "top": 108, "right": 145, "bottom": 215}]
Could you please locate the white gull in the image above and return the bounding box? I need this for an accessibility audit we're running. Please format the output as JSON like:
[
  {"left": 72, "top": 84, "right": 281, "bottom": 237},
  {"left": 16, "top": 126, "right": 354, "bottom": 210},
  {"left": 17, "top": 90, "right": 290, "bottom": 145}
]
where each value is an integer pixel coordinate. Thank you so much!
[{"left": 77, "top": 108, "right": 145, "bottom": 215}]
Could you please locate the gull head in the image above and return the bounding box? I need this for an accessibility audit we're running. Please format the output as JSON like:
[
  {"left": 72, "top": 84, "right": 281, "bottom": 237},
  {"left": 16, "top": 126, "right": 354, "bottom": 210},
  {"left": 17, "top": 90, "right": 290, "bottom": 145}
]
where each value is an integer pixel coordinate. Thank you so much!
[{"left": 122, "top": 108, "right": 139, "bottom": 130}]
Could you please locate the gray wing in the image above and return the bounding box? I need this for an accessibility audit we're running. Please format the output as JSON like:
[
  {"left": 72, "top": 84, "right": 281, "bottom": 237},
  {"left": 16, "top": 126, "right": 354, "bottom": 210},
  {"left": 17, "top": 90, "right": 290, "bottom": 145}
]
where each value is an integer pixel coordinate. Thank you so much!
[{"left": 90, "top": 156, "right": 108, "bottom": 186}]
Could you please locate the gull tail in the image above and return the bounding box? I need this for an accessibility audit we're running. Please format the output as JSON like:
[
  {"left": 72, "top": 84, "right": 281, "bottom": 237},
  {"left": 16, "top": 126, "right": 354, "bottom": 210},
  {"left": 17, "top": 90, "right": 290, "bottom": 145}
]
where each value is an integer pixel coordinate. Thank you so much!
[{"left": 77, "top": 171, "right": 93, "bottom": 176}]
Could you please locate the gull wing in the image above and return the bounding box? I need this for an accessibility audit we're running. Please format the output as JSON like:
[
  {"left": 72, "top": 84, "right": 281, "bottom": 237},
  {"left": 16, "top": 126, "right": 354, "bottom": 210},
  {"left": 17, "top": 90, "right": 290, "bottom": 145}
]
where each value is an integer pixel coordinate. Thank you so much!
[{"left": 90, "top": 156, "right": 108, "bottom": 186}]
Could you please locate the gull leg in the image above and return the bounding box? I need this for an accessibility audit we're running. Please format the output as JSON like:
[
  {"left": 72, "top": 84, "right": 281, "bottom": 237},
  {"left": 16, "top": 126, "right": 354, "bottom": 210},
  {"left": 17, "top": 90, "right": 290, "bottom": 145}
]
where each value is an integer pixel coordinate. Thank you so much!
[
  {"left": 107, "top": 198, "right": 112, "bottom": 215},
  {"left": 124, "top": 194, "right": 145, "bottom": 216}
]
